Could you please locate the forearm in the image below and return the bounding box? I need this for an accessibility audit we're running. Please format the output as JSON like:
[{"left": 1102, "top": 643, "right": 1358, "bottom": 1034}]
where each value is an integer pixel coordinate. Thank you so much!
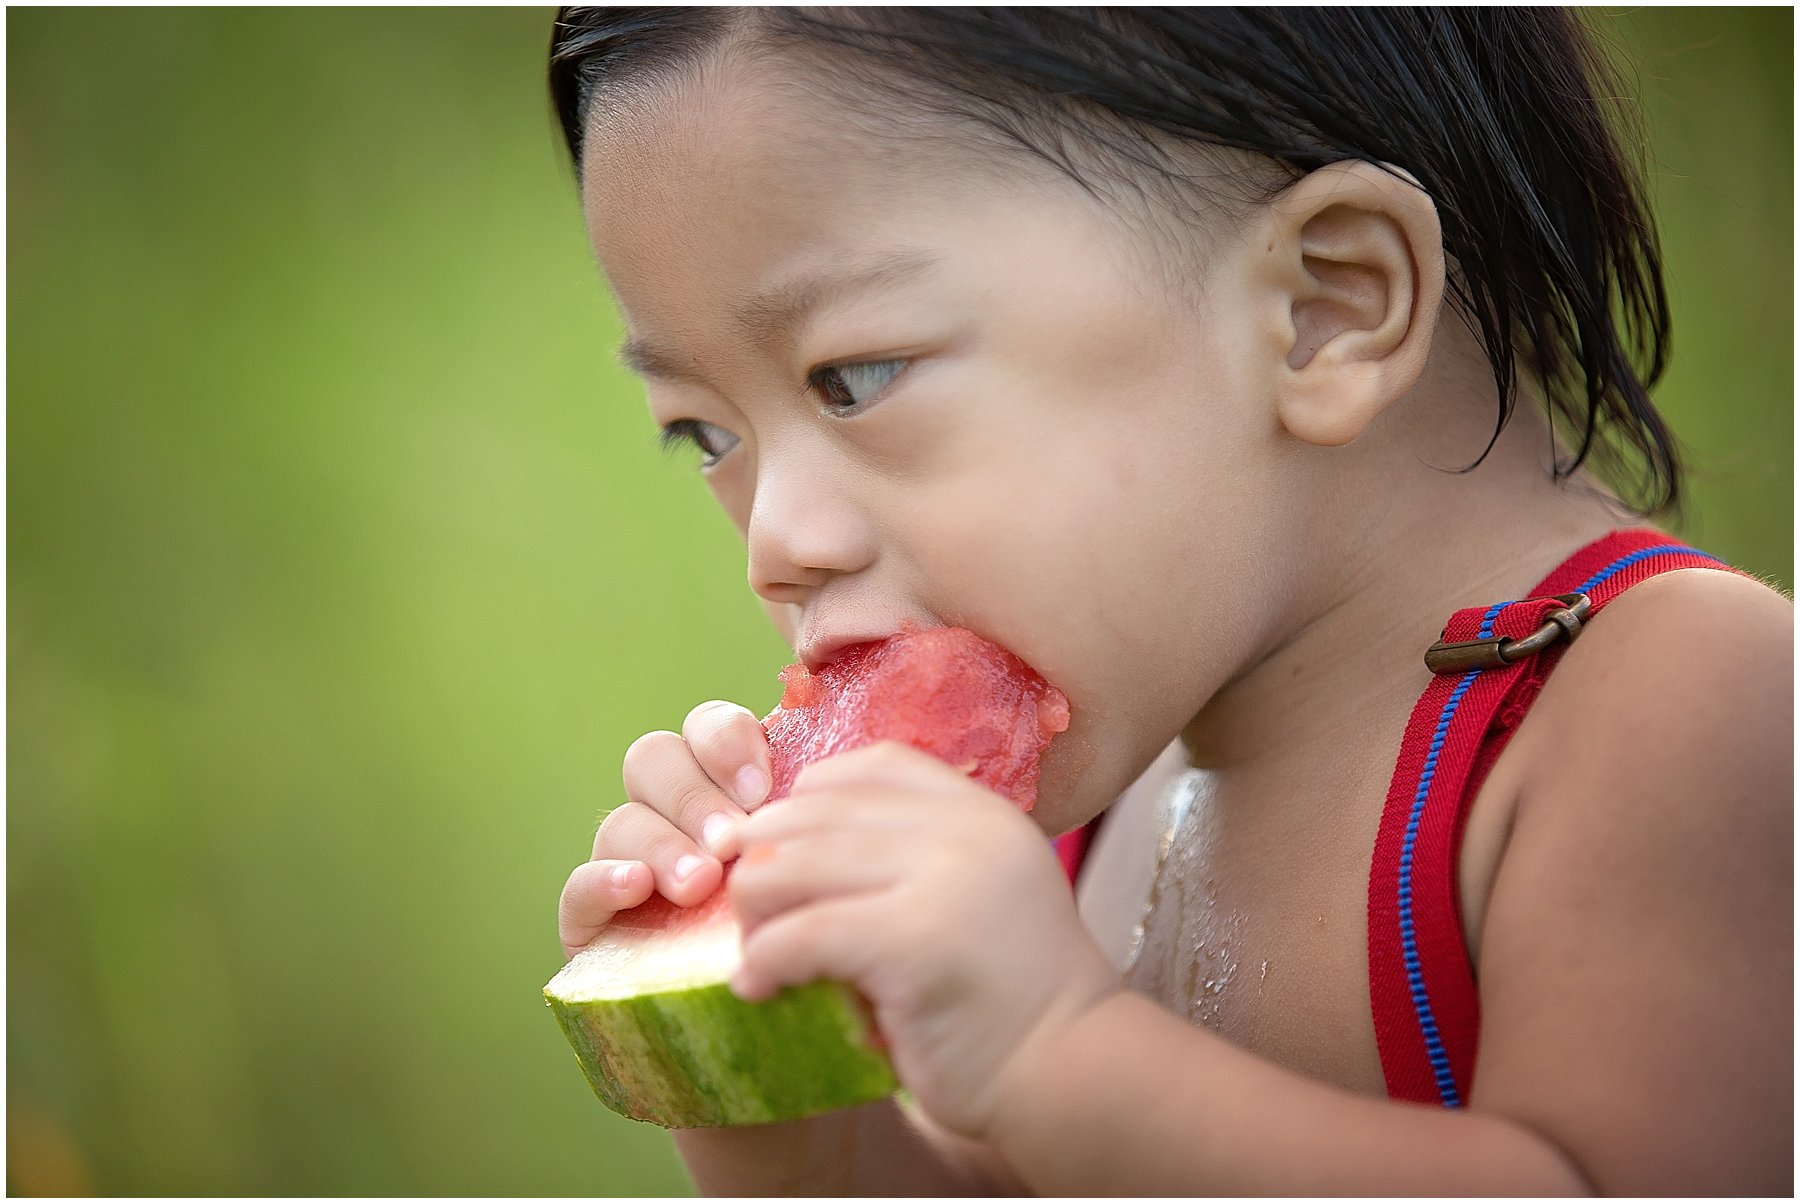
[
  {"left": 674, "top": 1096, "right": 1022, "bottom": 1196},
  {"left": 987, "top": 991, "right": 1594, "bottom": 1197}
]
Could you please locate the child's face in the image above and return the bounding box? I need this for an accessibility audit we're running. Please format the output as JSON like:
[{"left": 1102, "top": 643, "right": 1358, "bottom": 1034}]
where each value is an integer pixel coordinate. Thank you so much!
[{"left": 582, "top": 55, "right": 1295, "bottom": 830}]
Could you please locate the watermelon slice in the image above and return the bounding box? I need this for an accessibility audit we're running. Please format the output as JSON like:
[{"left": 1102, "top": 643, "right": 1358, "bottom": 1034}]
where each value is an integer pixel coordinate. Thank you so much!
[{"left": 544, "top": 624, "right": 1070, "bottom": 1128}]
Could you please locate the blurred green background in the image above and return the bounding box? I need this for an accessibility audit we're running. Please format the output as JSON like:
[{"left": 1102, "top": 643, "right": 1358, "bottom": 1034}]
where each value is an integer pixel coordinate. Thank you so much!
[{"left": 7, "top": 7, "right": 1791, "bottom": 1196}]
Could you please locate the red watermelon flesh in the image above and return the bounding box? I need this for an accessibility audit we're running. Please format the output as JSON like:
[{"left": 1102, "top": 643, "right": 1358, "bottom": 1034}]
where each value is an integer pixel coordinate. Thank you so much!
[{"left": 763, "top": 623, "right": 1070, "bottom": 810}]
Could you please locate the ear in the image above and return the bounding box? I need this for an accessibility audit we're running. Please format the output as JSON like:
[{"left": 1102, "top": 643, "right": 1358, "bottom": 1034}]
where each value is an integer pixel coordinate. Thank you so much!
[{"left": 1252, "top": 161, "right": 1445, "bottom": 448}]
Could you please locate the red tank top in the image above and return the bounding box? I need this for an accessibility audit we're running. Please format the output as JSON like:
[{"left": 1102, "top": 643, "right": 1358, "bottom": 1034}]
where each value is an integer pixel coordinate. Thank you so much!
[{"left": 1051, "top": 528, "right": 1744, "bottom": 1107}]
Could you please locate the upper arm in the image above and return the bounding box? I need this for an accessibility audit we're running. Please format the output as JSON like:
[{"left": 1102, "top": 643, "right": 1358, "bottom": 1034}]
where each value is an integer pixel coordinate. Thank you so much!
[{"left": 1468, "top": 568, "right": 1793, "bottom": 1194}]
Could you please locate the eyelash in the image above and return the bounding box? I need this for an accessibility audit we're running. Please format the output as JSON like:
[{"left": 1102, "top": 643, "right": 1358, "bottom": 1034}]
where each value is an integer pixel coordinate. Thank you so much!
[
  {"left": 657, "top": 419, "right": 732, "bottom": 467},
  {"left": 657, "top": 359, "right": 907, "bottom": 468}
]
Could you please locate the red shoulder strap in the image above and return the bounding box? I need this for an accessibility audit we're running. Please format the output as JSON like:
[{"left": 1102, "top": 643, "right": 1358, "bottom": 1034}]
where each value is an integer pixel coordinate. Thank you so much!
[
  {"left": 1053, "top": 806, "right": 1105, "bottom": 888},
  {"left": 1053, "top": 823, "right": 1093, "bottom": 888},
  {"left": 1367, "top": 528, "right": 1744, "bottom": 1107}
]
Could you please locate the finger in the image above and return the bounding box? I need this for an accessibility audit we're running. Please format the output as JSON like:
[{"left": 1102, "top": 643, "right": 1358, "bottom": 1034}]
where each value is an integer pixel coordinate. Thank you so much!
[
  {"left": 558, "top": 858, "right": 654, "bottom": 959},
  {"left": 594, "top": 801, "right": 722, "bottom": 908},
  {"left": 620, "top": 730, "right": 748, "bottom": 860},
  {"left": 737, "top": 776, "right": 963, "bottom": 847},
  {"left": 731, "top": 892, "right": 895, "bottom": 1002},
  {"left": 728, "top": 830, "right": 905, "bottom": 932},
  {"left": 681, "top": 700, "right": 774, "bottom": 811},
  {"left": 789, "top": 740, "right": 970, "bottom": 799}
]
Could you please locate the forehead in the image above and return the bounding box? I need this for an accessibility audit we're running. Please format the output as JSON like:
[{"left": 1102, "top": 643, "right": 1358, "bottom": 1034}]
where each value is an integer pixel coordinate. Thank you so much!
[
  {"left": 586, "top": 63, "right": 815, "bottom": 269},
  {"left": 577, "top": 50, "right": 1084, "bottom": 329}
]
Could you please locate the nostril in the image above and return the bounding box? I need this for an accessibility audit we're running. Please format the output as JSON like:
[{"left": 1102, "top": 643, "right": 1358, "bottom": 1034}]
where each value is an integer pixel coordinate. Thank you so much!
[
  {"left": 746, "top": 537, "right": 867, "bottom": 604},
  {"left": 753, "top": 583, "right": 811, "bottom": 609}
]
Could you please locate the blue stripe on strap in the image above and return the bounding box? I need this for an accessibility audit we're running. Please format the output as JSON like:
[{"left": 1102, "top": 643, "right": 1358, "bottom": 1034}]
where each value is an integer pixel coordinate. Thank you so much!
[
  {"left": 1574, "top": 544, "right": 1716, "bottom": 596},
  {"left": 1396, "top": 600, "right": 1506, "bottom": 1108}
]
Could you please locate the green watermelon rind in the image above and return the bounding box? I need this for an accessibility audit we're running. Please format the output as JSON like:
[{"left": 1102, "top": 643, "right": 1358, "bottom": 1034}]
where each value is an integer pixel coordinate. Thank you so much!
[{"left": 544, "top": 977, "right": 898, "bottom": 1128}]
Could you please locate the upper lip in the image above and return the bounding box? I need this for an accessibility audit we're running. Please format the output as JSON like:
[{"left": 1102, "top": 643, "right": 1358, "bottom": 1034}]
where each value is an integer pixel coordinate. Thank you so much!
[
  {"left": 797, "top": 619, "right": 936, "bottom": 673},
  {"left": 797, "top": 632, "right": 894, "bottom": 674}
]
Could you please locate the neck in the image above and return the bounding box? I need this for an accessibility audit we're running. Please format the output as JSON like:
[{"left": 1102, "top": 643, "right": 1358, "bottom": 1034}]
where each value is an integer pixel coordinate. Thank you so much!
[{"left": 1180, "top": 366, "right": 1645, "bottom": 774}]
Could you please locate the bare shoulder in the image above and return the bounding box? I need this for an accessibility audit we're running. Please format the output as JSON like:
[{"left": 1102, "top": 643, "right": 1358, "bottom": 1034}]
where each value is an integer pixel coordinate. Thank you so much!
[
  {"left": 1508, "top": 564, "right": 1793, "bottom": 874},
  {"left": 1517, "top": 565, "right": 1792, "bottom": 808},
  {"left": 1465, "top": 566, "right": 1791, "bottom": 897},
  {"left": 1569, "top": 560, "right": 1791, "bottom": 656}
]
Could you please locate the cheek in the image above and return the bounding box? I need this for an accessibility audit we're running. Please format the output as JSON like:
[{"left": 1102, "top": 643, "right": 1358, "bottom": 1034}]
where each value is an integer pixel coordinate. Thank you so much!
[
  {"left": 900, "top": 399, "right": 1276, "bottom": 801},
  {"left": 922, "top": 406, "right": 1237, "bottom": 637},
  {"left": 902, "top": 442, "right": 1189, "bottom": 698}
]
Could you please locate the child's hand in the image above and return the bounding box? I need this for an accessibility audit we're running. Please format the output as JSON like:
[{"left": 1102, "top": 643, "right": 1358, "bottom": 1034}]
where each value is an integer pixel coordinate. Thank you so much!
[
  {"left": 727, "top": 741, "right": 1121, "bottom": 1140},
  {"left": 556, "top": 701, "right": 771, "bottom": 960}
]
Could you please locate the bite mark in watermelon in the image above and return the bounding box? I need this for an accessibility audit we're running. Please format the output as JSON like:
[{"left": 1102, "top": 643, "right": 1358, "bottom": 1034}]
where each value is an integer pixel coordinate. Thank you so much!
[{"left": 544, "top": 624, "right": 1069, "bottom": 1128}]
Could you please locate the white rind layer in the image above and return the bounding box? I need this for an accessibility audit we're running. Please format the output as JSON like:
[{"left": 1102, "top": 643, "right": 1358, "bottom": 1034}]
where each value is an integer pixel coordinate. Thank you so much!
[{"left": 547, "top": 902, "right": 741, "bottom": 1001}]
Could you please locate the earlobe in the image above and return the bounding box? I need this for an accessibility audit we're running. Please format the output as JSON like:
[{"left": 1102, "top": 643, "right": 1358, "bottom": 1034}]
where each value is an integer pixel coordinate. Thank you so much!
[{"left": 1262, "top": 161, "right": 1446, "bottom": 448}]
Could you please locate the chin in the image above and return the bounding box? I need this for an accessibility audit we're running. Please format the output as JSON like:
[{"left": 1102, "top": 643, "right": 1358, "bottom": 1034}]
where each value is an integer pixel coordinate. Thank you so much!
[{"left": 1030, "top": 731, "right": 1113, "bottom": 835}]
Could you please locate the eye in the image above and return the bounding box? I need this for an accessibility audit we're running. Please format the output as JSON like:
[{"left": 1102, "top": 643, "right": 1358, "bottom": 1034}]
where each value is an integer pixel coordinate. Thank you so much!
[
  {"left": 659, "top": 418, "right": 741, "bottom": 469},
  {"left": 808, "top": 359, "right": 905, "bottom": 413}
]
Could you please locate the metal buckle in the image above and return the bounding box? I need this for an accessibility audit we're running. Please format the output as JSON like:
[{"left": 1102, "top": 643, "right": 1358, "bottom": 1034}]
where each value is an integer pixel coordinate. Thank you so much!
[{"left": 1424, "top": 592, "right": 1592, "bottom": 675}]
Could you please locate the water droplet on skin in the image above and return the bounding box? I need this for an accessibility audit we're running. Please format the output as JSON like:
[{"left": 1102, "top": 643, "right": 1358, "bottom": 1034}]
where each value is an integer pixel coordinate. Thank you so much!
[{"left": 1123, "top": 769, "right": 1256, "bottom": 1033}]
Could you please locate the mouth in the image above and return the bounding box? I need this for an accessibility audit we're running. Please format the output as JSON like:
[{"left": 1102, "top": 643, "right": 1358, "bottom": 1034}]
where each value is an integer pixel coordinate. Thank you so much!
[
  {"left": 796, "top": 634, "right": 897, "bottom": 675},
  {"left": 796, "top": 618, "right": 936, "bottom": 674}
]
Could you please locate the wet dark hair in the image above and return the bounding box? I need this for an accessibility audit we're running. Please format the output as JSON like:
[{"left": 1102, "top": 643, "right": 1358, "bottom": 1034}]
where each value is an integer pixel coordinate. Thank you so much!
[{"left": 549, "top": 7, "right": 1683, "bottom": 516}]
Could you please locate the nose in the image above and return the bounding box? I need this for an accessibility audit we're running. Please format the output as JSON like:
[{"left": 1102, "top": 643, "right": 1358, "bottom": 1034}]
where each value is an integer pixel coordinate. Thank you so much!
[{"left": 745, "top": 445, "right": 878, "bottom": 607}]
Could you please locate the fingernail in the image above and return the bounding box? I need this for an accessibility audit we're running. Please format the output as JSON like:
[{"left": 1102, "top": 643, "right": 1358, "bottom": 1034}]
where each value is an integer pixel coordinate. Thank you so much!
[
  {"left": 735, "top": 766, "right": 769, "bottom": 809},
  {"left": 673, "top": 853, "right": 709, "bottom": 884},
  {"left": 610, "top": 864, "right": 636, "bottom": 891},
  {"left": 702, "top": 813, "right": 739, "bottom": 857}
]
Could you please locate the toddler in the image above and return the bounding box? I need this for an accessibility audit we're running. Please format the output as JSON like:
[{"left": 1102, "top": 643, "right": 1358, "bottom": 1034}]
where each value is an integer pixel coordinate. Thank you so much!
[{"left": 549, "top": 8, "right": 1792, "bottom": 1194}]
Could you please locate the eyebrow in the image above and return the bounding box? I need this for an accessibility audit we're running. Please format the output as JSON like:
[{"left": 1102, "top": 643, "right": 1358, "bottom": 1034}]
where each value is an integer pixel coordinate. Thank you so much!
[{"left": 616, "top": 249, "right": 942, "bottom": 383}]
